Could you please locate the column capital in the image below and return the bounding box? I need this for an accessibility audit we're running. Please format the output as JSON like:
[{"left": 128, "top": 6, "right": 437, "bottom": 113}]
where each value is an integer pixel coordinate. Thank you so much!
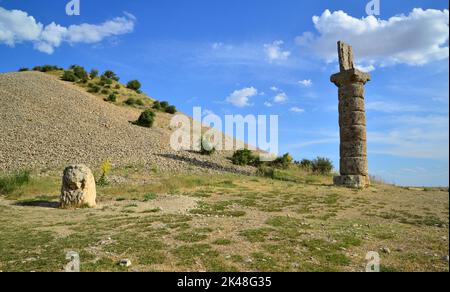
[{"left": 331, "top": 69, "right": 371, "bottom": 87}]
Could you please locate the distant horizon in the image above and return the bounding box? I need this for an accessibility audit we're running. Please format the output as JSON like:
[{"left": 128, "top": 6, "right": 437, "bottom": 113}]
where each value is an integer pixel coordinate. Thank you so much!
[{"left": 1, "top": 0, "right": 448, "bottom": 187}]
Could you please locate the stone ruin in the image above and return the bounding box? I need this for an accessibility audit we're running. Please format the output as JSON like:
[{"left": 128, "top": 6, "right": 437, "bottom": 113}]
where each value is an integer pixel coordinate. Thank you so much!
[
  {"left": 60, "top": 164, "right": 97, "bottom": 208},
  {"left": 331, "top": 41, "right": 371, "bottom": 188}
]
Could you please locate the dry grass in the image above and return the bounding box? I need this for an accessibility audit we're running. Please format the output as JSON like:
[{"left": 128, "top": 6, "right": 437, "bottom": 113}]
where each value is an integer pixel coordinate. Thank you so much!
[{"left": 0, "top": 166, "right": 448, "bottom": 272}]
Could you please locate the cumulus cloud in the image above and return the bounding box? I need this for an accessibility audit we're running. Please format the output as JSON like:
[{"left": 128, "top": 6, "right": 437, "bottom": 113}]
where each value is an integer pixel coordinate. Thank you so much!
[
  {"left": 264, "top": 40, "right": 291, "bottom": 62},
  {"left": 0, "top": 6, "right": 135, "bottom": 54},
  {"left": 290, "top": 107, "right": 305, "bottom": 113},
  {"left": 273, "top": 92, "right": 288, "bottom": 103},
  {"left": 296, "top": 9, "right": 449, "bottom": 67},
  {"left": 298, "top": 79, "right": 313, "bottom": 87},
  {"left": 226, "top": 87, "right": 258, "bottom": 107}
]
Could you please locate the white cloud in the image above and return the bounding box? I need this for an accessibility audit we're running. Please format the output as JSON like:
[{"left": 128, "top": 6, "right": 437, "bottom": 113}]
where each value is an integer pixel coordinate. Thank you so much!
[
  {"left": 270, "top": 86, "right": 279, "bottom": 92},
  {"left": 264, "top": 40, "right": 291, "bottom": 62},
  {"left": 226, "top": 87, "right": 258, "bottom": 107},
  {"left": 355, "top": 64, "right": 375, "bottom": 72},
  {"left": 264, "top": 101, "right": 273, "bottom": 107},
  {"left": 296, "top": 9, "right": 449, "bottom": 67},
  {"left": 290, "top": 107, "right": 305, "bottom": 113},
  {"left": 0, "top": 6, "right": 135, "bottom": 54},
  {"left": 298, "top": 79, "right": 313, "bottom": 87},
  {"left": 273, "top": 92, "right": 288, "bottom": 103}
]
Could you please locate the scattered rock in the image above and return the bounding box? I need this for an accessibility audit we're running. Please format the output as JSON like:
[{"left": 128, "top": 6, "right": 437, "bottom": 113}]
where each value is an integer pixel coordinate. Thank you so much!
[
  {"left": 380, "top": 247, "right": 391, "bottom": 255},
  {"left": 443, "top": 255, "right": 449, "bottom": 262}
]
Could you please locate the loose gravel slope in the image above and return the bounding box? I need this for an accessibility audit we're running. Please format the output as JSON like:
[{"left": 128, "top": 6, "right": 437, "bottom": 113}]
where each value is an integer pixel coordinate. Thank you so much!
[{"left": 0, "top": 71, "right": 252, "bottom": 174}]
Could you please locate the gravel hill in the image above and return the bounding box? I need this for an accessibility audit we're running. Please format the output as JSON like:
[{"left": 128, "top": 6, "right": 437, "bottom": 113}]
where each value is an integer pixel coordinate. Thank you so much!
[{"left": 0, "top": 71, "right": 253, "bottom": 174}]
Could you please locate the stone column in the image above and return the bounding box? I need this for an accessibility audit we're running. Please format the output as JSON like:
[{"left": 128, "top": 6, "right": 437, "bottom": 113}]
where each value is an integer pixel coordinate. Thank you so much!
[{"left": 331, "top": 41, "right": 371, "bottom": 188}]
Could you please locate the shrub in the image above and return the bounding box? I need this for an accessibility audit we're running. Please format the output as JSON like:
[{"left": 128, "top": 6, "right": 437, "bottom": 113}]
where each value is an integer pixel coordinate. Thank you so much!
[
  {"left": 72, "top": 66, "right": 88, "bottom": 81},
  {"left": 100, "top": 75, "right": 113, "bottom": 85},
  {"left": 135, "top": 99, "right": 145, "bottom": 106},
  {"left": 271, "top": 153, "right": 293, "bottom": 169},
  {"left": 165, "top": 105, "right": 177, "bottom": 114},
  {"left": 231, "top": 149, "right": 260, "bottom": 166},
  {"left": 133, "top": 109, "right": 155, "bottom": 128},
  {"left": 160, "top": 101, "right": 169, "bottom": 109},
  {"left": 18, "top": 68, "right": 29, "bottom": 72},
  {"left": 311, "top": 157, "right": 334, "bottom": 175},
  {"left": 88, "top": 85, "right": 101, "bottom": 93},
  {"left": 299, "top": 159, "right": 313, "bottom": 171},
  {"left": 115, "top": 84, "right": 121, "bottom": 89},
  {"left": 103, "top": 70, "right": 119, "bottom": 81},
  {"left": 32, "top": 66, "right": 42, "bottom": 72},
  {"left": 257, "top": 165, "right": 275, "bottom": 179},
  {"left": 0, "top": 170, "right": 31, "bottom": 195},
  {"left": 152, "top": 101, "right": 162, "bottom": 110},
  {"left": 90, "top": 69, "right": 99, "bottom": 79},
  {"left": 97, "top": 160, "right": 111, "bottom": 186},
  {"left": 61, "top": 70, "right": 78, "bottom": 82},
  {"left": 125, "top": 98, "right": 137, "bottom": 106},
  {"left": 41, "top": 65, "right": 60, "bottom": 72},
  {"left": 126, "top": 80, "right": 141, "bottom": 91},
  {"left": 101, "top": 89, "right": 110, "bottom": 95},
  {"left": 106, "top": 93, "right": 117, "bottom": 102}
]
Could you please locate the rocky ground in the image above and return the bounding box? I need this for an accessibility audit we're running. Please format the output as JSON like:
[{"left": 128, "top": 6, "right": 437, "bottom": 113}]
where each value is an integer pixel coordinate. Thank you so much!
[
  {"left": 0, "top": 169, "right": 448, "bottom": 272},
  {"left": 0, "top": 71, "right": 253, "bottom": 174}
]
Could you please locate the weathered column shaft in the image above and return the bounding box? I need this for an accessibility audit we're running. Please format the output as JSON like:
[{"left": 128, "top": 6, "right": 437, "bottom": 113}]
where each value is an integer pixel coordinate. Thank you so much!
[{"left": 331, "top": 41, "right": 371, "bottom": 188}]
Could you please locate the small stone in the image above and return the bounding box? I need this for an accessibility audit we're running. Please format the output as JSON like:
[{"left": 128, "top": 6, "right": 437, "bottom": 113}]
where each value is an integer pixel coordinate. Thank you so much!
[
  {"left": 119, "top": 259, "right": 132, "bottom": 267},
  {"left": 381, "top": 247, "right": 391, "bottom": 254},
  {"left": 291, "top": 263, "right": 300, "bottom": 269},
  {"left": 443, "top": 255, "right": 449, "bottom": 262}
]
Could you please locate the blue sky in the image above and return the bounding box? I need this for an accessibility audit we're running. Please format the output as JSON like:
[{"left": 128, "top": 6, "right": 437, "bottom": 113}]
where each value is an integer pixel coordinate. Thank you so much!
[{"left": 1, "top": 0, "right": 449, "bottom": 186}]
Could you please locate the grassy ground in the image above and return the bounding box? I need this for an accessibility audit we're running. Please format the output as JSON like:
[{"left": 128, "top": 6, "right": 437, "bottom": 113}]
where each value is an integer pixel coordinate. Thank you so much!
[{"left": 0, "top": 166, "right": 448, "bottom": 272}]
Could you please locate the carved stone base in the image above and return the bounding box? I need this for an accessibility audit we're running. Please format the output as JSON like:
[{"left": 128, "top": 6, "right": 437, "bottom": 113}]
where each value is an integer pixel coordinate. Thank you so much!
[{"left": 334, "top": 175, "right": 370, "bottom": 189}]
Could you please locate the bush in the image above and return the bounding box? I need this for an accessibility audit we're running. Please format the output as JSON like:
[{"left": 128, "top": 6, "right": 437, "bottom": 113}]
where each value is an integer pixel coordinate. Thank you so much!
[
  {"left": 101, "top": 89, "right": 110, "bottom": 95},
  {"left": 100, "top": 75, "right": 113, "bottom": 85},
  {"left": 88, "top": 85, "right": 101, "bottom": 93},
  {"left": 125, "top": 98, "right": 137, "bottom": 106},
  {"left": 133, "top": 109, "right": 155, "bottom": 128},
  {"left": 106, "top": 93, "right": 117, "bottom": 102},
  {"left": 41, "top": 65, "right": 60, "bottom": 72},
  {"left": 271, "top": 153, "right": 293, "bottom": 169},
  {"left": 135, "top": 99, "right": 145, "bottom": 106},
  {"left": 103, "top": 70, "right": 119, "bottom": 81},
  {"left": 231, "top": 149, "right": 260, "bottom": 166},
  {"left": 61, "top": 70, "right": 78, "bottom": 82},
  {"left": 165, "top": 105, "right": 177, "bottom": 114},
  {"left": 160, "top": 101, "right": 169, "bottom": 109},
  {"left": 18, "top": 68, "right": 29, "bottom": 72},
  {"left": 97, "top": 160, "right": 111, "bottom": 186},
  {"left": 257, "top": 165, "right": 275, "bottom": 179},
  {"left": 152, "top": 101, "right": 162, "bottom": 110},
  {"left": 90, "top": 69, "right": 99, "bottom": 79},
  {"left": 72, "top": 66, "right": 88, "bottom": 81},
  {"left": 32, "top": 66, "right": 42, "bottom": 72},
  {"left": 126, "top": 80, "right": 141, "bottom": 91},
  {"left": 115, "top": 84, "right": 121, "bottom": 89},
  {"left": 299, "top": 159, "right": 313, "bottom": 171},
  {"left": 311, "top": 157, "right": 334, "bottom": 175},
  {"left": 0, "top": 170, "right": 31, "bottom": 195}
]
